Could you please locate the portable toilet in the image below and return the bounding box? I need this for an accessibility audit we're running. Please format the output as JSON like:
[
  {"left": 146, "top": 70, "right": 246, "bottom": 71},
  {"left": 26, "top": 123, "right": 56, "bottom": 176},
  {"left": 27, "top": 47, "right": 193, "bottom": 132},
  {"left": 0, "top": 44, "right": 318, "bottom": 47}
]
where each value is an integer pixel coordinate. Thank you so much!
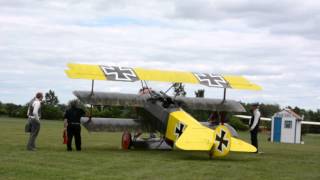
[{"left": 271, "top": 109, "right": 302, "bottom": 144}]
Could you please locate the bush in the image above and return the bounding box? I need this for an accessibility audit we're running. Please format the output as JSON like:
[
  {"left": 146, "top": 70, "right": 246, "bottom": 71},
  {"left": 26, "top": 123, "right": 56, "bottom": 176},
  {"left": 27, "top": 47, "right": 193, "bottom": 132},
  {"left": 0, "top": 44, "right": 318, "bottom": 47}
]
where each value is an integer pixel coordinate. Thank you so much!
[
  {"left": 228, "top": 116, "right": 249, "bottom": 131},
  {"left": 12, "top": 106, "right": 28, "bottom": 118},
  {"left": 4, "top": 103, "right": 21, "bottom": 117},
  {"left": 0, "top": 106, "right": 7, "bottom": 115},
  {"left": 188, "top": 110, "right": 211, "bottom": 122},
  {"left": 41, "top": 105, "right": 64, "bottom": 120}
]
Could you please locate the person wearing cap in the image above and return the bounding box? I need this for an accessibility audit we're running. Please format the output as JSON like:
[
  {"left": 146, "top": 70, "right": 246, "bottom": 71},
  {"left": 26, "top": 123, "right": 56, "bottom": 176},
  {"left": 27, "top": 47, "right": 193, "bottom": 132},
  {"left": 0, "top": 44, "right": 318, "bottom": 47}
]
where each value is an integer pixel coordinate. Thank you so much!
[
  {"left": 26, "top": 92, "right": 43, "bottom": 151},
  {"left": 64, "top": 100, "right": 86, "bottom": 151},
  {"left": 249, "top": 103, "right": 261, "bottom": 153}
]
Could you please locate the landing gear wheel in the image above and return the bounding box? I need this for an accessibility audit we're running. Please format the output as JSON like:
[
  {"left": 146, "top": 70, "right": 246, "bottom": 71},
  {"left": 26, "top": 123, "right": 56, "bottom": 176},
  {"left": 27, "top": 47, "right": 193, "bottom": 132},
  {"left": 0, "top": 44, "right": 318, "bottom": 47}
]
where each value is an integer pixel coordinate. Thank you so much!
[
  {"left": 209, "top": 152, "right": 213, "bottom": 159},
  {"left": 122, "top": 131, "right": 132, "bottom": 150}
]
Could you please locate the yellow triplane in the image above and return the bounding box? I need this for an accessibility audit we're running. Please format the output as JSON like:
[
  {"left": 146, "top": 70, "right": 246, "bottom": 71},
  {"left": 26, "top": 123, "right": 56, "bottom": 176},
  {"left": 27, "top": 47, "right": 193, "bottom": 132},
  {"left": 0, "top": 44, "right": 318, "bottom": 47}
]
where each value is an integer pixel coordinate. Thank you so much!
[{"left": 66, "top": 63, "right": 261, "bottom": 158}]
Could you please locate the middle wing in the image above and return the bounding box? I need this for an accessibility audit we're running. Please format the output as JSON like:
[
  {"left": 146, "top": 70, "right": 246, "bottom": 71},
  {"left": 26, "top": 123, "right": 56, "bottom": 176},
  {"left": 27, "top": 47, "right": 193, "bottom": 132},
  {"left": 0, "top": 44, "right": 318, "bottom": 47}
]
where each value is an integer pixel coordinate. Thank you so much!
[
  {"left": 234, "top": 115, "right": 320, "bottom": 126},
  {"left": 80, "top": 117, "right": 141, "bottom": 132},
  {"left": 234, "top": 115, "right": 272, "bottom": 121},
  {"left": 73, "top": 90, "right": 246, "bottom": 112},
  {"left": 74, "top": 91, "right": 147, "bottom": 107}
]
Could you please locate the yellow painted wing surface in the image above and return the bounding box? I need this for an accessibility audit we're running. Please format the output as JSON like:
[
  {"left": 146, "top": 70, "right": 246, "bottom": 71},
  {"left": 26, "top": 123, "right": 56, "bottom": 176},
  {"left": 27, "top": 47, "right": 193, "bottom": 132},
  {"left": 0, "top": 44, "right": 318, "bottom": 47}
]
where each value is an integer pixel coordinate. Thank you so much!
[
  {"left": 230, "top": 137, "right": 257, "bottom": 152},
  {"left": 175, "top": 127, "right": 257, "bottom": 153},
  {"left": 134, "top": 68, "right": 198, "bottom": 84},
  {"left": 65, "top": 63, "right": 261, "bottom": 90},
  {"left": 167, "top": 110, "right": 257, "bottom": 153},
  {"left": 175, "top": 127, "right": 215, "bottom": 151},
  {"left": 65, "top": 64, "right": 106, "bottom": 80},
  {"left": 223, "top": 75, "right": 261, "bottom": 91}
]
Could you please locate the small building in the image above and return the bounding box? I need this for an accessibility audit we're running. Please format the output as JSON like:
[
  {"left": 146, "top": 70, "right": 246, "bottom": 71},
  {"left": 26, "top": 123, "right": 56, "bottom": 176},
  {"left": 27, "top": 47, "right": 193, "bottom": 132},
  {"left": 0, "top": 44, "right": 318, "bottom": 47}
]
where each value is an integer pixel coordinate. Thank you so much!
[{"left": 271, "top": 109, "right": 302, "bottom": 144}]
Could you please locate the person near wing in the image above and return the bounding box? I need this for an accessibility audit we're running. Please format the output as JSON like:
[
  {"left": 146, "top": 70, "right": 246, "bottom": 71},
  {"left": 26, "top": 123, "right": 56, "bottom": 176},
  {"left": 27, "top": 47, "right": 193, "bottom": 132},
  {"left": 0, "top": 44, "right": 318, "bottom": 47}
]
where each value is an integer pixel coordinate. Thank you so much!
[
  {"left": 249, "top": 103, "right": 261, "bottom": 153},
  {"left": 64, "top": 100, "right": 86, "bottom": 151},
  {"left": 26, "top": 92, "right": 43, "bottom": 151}
]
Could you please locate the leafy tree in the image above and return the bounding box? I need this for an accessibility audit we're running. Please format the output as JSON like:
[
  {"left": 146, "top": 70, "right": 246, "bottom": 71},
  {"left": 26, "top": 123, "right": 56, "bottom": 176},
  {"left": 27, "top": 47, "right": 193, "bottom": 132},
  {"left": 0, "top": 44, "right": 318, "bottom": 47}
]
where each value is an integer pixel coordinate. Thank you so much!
[
  {"left": 229, "top": 116, "right": 249, "bottom": 131},
  {"left": 241, "top": 103, "right": 280, "bottom": 117},
  {"left": 41, "top": 104, "right": 64, "bottom": 120},
  {"left": 0, "top": 101, "right": 7, "bottom": 115},
  {"left": 4, "top": 103, "right": 21, "bottom": 117},
  {"left": 259, "top": 103, "right": 281, "bottom": 117},
  {"left": 45, "top": 90, "right": 59, "bottom": 106},
  {"left": 57, "top": 104, "right": 68, "bottom": 113},
  {"left": 12, "top": 105, "right": 28, "bottom": 118},
  {"left": 307, "top": 109, "right": 320, "bottom": 133}
]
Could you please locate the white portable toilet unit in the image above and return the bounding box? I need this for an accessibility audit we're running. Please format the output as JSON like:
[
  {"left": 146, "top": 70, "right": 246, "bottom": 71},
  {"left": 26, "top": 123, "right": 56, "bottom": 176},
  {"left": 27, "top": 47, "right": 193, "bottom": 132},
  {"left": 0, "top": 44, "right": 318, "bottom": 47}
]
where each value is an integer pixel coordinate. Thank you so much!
[{"left": 271, "top": 109, "right": 302, "bottom": 144}]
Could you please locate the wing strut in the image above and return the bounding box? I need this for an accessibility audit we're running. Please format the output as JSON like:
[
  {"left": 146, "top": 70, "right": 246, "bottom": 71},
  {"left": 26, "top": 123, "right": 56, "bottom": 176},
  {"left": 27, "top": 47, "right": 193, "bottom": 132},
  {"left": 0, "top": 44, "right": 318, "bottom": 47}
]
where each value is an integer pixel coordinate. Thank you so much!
[
  {"left": 222, "top": 88, "right": 227, "bottom": 103},
  {"left": 89, "top": 80, "right": 95, "bottom": 122},
  {"left": 219, "top": 88, "right": 227, "bottom": 125},
  {"left": 91, "top": 80, "right": 95, "bottom": 96}
]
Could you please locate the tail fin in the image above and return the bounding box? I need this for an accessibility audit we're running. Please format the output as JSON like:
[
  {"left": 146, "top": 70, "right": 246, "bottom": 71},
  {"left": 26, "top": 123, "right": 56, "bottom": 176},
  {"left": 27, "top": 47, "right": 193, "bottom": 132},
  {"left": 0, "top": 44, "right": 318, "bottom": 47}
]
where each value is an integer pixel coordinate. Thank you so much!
[
  {"left": 174, "top": 126, "right": 214, "bottom": 151},
  {"left": 175, "top": 125, "right": 256, "bottom": 157},
  {"left": 230, "top": 137, "right": 257, "bottom": 152}
]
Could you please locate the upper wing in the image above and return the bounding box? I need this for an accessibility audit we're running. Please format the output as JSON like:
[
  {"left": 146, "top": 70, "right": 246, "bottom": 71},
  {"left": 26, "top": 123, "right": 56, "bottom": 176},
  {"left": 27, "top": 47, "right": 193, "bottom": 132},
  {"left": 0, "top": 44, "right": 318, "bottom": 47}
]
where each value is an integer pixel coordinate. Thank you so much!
[{"left": 65, "top": 63, "right": 262, "bottom": 90}]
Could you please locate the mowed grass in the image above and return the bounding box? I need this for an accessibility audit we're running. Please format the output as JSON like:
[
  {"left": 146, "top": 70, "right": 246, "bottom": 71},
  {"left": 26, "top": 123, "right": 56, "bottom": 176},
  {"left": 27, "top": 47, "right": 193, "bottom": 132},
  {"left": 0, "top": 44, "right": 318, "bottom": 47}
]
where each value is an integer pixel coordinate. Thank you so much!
[{"left": 0, "top": 117, "right": 319, "bottom": 180}]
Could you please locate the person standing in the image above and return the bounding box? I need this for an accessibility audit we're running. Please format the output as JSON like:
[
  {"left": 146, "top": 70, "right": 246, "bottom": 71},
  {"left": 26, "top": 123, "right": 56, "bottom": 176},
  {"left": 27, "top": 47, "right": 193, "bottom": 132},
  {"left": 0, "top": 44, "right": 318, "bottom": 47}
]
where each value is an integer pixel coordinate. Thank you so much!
[
  {"left": 64, "top": 100, "right": 85, "bottom": 151},
  {"left": 27, "top": 92, "right": 43, "bottom": 151},
  {"left": 249, "top": 103, "right": 261, "bottom": 153}
]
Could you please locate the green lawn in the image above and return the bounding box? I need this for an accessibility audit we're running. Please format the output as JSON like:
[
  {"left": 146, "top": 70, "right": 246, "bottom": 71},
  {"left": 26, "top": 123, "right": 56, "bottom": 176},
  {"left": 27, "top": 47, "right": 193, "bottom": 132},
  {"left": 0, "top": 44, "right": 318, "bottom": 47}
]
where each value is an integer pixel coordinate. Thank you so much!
[{"left": 0, "top": 117, "right": 319, "bottom": 180}]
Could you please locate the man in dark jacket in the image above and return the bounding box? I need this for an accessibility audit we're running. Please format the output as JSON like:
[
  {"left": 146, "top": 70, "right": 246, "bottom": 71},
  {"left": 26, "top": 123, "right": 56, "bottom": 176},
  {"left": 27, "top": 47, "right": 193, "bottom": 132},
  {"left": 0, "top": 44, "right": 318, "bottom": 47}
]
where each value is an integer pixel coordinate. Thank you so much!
[{"left": 64, "top": 100, "right": 86, "bottom": 151}]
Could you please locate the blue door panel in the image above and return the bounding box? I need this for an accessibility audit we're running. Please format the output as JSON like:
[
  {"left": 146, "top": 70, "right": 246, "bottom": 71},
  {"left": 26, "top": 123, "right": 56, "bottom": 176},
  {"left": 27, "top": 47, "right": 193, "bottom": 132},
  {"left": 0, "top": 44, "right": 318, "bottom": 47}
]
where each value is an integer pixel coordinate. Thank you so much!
[{"left": 273, "top": 117, "right": 282, "bottom": 142}]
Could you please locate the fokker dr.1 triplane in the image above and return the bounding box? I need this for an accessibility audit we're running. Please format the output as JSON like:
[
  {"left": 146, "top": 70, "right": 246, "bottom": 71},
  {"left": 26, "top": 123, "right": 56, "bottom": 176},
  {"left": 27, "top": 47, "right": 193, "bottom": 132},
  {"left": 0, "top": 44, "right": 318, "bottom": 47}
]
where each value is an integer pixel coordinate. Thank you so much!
[{"left": 65, "top": 63, "right": 262, "bottom": 158}]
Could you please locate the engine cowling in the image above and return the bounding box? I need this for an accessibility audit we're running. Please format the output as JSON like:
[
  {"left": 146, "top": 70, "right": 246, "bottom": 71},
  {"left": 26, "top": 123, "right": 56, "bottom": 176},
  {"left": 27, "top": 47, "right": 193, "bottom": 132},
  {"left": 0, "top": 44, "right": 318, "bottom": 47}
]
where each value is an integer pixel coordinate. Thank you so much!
[{"left": 210, "top": 125, "right": 232, "bottom": 157}]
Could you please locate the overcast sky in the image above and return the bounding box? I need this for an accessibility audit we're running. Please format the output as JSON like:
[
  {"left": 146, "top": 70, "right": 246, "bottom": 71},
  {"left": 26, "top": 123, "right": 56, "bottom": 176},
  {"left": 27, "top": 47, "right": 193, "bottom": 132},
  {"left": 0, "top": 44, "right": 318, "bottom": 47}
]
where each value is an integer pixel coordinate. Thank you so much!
[{"left": 0, "top": 0, "right": 319, "bottom": 110}]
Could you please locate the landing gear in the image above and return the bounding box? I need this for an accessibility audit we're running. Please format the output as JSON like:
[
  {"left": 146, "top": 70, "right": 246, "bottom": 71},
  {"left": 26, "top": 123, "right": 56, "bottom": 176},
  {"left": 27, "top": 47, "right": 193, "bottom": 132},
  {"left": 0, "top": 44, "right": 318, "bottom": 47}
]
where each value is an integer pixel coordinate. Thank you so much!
[
  {"left": 209, "top": 152, "right": 213, "bottom": 159},
  {"left": 121, "top": 131, "right": 172, "bottom": 150},
  {"left": 121, "top": 130, "right": 132, "bottom": 150}
]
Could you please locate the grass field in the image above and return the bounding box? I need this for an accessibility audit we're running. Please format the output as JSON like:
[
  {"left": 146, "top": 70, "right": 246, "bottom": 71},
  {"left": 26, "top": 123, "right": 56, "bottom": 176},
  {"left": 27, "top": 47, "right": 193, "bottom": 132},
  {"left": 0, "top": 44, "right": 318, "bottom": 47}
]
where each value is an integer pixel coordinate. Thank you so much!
[{"left": 0, "top": 117, "right": 319, "bottom": 180}]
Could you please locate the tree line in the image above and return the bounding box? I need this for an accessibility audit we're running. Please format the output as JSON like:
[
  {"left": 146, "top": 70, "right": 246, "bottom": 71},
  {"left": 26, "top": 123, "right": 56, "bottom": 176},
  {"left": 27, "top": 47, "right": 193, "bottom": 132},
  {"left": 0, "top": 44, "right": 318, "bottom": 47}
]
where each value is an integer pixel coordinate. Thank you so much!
[{"left": 0, "top": 89, "right": 319, "bottom": 133}]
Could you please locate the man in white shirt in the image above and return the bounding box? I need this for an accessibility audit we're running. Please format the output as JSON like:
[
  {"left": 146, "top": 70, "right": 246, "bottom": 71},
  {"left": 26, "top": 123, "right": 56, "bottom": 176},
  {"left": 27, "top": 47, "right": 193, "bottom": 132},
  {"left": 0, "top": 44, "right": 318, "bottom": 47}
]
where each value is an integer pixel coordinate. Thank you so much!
[
  {"left": 249, "top": 103, "right": 261, "bottom": 153},
  {"left": 27, "top": 92, "right": 43, "bottom": 151}
]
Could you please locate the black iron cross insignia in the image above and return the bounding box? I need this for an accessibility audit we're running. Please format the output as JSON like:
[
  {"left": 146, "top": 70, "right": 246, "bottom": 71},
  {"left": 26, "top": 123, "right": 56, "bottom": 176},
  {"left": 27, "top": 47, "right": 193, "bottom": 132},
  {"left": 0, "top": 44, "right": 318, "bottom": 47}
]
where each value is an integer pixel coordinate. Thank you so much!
[
  {"left": 175, "top": 122, "right": 185, "bottom": 138},
  {"left": 100, "top": 66, "right": 138, "bottom": 82},
  {"left": 193, "top": 73, "right": 230, "bottom": 88},
  {"left": 215, "top": 130, "right": 229, "bottom": 152}
]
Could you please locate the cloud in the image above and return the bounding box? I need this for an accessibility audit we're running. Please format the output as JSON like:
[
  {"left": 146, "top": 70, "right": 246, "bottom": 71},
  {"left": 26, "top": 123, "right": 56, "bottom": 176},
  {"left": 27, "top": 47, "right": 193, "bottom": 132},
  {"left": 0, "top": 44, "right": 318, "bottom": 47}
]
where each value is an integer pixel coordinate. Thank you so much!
[
  {"left": 172, "top": 0, "right": 320, "bottom": 39},
  {"left": 0, "top": 0, "right": 319, "bottom": 110}
]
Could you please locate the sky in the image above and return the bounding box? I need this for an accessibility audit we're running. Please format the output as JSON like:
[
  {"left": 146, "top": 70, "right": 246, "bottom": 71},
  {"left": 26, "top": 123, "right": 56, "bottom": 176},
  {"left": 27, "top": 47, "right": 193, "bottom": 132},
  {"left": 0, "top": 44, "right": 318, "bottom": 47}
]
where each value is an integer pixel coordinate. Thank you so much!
[{"left": 0, "top": 0, "right": 319, "bottom": 110}]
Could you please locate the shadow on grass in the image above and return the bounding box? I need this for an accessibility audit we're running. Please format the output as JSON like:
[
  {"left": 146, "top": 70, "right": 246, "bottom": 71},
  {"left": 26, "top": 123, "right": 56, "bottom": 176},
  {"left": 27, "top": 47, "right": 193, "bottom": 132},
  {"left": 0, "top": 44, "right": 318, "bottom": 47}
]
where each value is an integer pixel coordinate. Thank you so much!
[
  {"left": 176, "top": 153, "right": 260, "bottom": 162},
  {"left": 75, "top": 146, "right": 260, "bottom": 162},
  {"left": 10, "top": 142, "right": 262, "bottom": 163}
]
